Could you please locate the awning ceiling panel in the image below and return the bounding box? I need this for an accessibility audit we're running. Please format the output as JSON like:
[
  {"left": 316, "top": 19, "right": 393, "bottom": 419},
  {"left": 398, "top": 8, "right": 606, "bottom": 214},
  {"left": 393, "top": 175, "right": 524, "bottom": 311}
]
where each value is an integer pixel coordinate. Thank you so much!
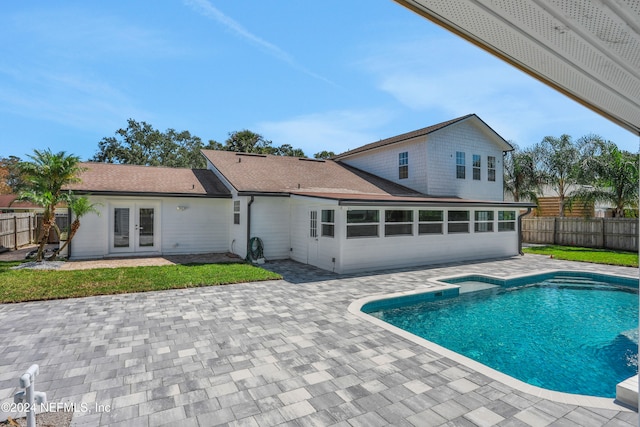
[{"left": 395, "top": 0, "right": 640, "bottom": 136}]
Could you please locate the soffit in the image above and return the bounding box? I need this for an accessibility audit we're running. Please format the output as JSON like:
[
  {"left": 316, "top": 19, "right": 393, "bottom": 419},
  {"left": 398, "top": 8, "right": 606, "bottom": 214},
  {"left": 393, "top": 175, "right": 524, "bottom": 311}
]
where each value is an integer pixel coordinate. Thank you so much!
[{"left": 395, "top": 0, "right": 640, "bottom": 136}]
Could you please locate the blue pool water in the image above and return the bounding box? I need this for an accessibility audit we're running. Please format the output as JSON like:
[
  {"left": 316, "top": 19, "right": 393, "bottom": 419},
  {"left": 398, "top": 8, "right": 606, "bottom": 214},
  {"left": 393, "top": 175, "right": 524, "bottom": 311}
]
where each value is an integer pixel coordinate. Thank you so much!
[{"left": 365, "top": 274, "right": 638, "bottom": 397}]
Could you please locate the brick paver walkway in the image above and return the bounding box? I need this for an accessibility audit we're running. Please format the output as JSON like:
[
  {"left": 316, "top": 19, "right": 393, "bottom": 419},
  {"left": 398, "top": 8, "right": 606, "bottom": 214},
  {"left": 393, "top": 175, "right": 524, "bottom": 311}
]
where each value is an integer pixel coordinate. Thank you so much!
[{"left": 0, "top": 254, "right": 637, "bottom": 426}]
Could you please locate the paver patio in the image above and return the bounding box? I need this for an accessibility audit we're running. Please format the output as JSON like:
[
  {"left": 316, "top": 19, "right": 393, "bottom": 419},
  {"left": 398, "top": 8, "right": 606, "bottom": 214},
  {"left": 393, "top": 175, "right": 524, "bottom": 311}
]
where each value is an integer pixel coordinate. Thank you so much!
[{"left": 0, "top": 254, "right": 638, "bottom": 426}]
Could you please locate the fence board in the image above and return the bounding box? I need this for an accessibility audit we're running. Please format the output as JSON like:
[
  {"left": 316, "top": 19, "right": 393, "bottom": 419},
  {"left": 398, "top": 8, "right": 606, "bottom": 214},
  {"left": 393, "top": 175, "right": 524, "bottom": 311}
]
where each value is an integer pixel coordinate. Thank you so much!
[
  {"left": 0, "top": 213, "right": 36, "bottom": 249},
  {"left": 522, "top": 217, "right": 638, "bottom": 251}
]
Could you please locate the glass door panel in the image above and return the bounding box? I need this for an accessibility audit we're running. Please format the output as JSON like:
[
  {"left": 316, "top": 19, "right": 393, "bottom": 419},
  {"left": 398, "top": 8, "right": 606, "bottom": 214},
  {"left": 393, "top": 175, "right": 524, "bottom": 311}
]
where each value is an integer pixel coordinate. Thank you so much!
[
  {"left": 138, "top": 208, "right": 154, "bottom": 247},
  {"left": 113, "top": 208, "right": 130, "bottom": 248}
]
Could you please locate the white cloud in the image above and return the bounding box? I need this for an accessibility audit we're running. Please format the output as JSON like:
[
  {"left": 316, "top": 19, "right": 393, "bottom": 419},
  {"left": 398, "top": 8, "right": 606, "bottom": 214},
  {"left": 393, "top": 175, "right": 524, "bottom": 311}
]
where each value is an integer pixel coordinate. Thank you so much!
[{"left": 257, "top": 109, "right": 395, "bottom": 155}]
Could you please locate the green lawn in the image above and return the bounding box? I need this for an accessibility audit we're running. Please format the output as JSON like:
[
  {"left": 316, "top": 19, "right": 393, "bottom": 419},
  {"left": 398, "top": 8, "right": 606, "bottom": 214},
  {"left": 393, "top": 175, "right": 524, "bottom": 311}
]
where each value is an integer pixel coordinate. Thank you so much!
[
  {"left": 522, "top": 245, "right": 638, "bottom": 268},
  {"left": 0, "top": 261, "right": 282, "bottom": 304}
]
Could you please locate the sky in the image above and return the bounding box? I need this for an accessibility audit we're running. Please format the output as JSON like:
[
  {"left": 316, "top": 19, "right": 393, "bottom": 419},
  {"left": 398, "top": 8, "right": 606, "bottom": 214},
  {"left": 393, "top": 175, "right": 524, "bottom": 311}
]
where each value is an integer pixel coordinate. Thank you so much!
[{"left": 1, "top": 0, "right": 638, "bottom": 162}]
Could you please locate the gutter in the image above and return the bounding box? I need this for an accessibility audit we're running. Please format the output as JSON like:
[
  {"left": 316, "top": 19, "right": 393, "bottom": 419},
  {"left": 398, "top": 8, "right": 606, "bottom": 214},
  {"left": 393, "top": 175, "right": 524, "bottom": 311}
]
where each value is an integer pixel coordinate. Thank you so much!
[{"left": 518, "top": 207, "right": 533, "bottom": 255}]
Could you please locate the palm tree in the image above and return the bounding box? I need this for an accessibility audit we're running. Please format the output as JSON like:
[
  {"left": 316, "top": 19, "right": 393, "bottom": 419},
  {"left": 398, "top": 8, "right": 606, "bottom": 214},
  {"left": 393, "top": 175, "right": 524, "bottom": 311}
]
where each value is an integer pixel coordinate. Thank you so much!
[
  {"left": 503, "top": 144, "right": 541, "bottom": 203},
  {"left": 49, "top": 196, "right": 100, "bottom": 260},
  {"left": 575, "top": 141, "right": 638, "bottom": 217},
  {"left": 17, "top": 149, "right": 85, "bottom": 261}
]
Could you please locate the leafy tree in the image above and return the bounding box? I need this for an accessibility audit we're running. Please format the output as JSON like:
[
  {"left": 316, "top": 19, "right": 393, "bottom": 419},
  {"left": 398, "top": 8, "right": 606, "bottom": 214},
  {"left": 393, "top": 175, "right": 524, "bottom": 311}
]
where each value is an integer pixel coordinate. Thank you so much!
[
  {"left": 503, "top": 144, "right": 541, "bottom": 203},
  {"left": 0, "top": 156, "right": 25, "bottom": 194},
  {"left": 17, "top": 149, "right": 86, "bottom": 261},
  {"left": 219, "top": 130, "right": 305, "bottom": 157},
  {"left": 49, "top": 196, "right": 101, "bottom": 260},
  {"left": 574, "top": 139, "right": 638, "bottom": 217},
  {"left": 533, "top": 134, "right": 597, "bottom": 217},
  {"left": 314, "top": 150, "right": 336, "bottom": 159},
  {"left": 93, "top": 119, "right": 207, "bottom": 168}
]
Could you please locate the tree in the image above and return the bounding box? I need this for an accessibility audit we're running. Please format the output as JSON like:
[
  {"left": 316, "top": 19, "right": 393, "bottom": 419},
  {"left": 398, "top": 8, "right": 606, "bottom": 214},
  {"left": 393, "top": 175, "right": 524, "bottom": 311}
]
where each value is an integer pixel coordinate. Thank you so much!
[
  {"left": 314, "top": 150, "right": 335, "bottom": 159},
  {"left": 17, "top": 149, "right": 86, "bottom": 261},
  {"left": 93, "top": 119, "right": 207, "bottom": 168},
  {"left": 533, "top": 134, "right": 596, "bottom": 217},
  {"left": 49, "top": 196, "right": 101, "bottom": 260},
  {"left": 0, "top": 156, "right": 25, "bottom": 194},
  {"left": 503, "top": 144, "right": 541, "bottom": 203},
  {"left": 574, "top": 140, "right": 638, "bottom": 217},
  {"left": 219, "top": 130, "right": 306, "bottom": 157}
]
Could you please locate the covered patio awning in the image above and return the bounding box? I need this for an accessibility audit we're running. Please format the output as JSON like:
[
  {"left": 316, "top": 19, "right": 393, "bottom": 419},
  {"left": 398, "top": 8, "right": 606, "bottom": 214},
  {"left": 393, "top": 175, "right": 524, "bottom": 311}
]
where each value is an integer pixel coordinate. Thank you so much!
[{"left": 394, "top": 0, "right": 640, "bottom": 137}]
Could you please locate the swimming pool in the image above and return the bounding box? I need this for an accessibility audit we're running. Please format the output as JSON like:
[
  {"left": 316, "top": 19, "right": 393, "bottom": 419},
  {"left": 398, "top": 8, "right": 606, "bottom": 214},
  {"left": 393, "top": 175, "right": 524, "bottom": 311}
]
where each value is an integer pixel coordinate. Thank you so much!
[{"left": 360, "top": 271, "right": 638, "bottom": 399}]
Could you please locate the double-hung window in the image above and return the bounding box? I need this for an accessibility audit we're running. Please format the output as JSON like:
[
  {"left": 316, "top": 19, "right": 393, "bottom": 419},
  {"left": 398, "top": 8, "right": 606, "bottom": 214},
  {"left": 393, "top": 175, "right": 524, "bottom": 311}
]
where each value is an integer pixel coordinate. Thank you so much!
[
  {"left": 498, "top": 211, "right": 516, "bottom": 231},
  {"left": 488, "top": 156, "right": 496, "bottom": 182},
  {"left": 385, "top": 210, "right": 413, "bottom": 236},
  {"left": 321, "top": 210, "right": 335, "bottom": 237},
  {"left": 473, "top": 154, "right": 481, "bottom": 180},
  {"left": 346, "top": 210, "right": 379, "bottom": 238},
  {"left": 418, "top": 210, "right": 443, "bottom": 234},
  {"left": 398, "top": 152, "right": 408, "bottom": 179},
  {"left": 448, "top": 210, "right": 469, "bottom": 233},
  {"left": 456, "top": 151, "right": 465, "bottom": 179},
  {"left": 474, "top": 210, "right": 494, "bottom": 232}
]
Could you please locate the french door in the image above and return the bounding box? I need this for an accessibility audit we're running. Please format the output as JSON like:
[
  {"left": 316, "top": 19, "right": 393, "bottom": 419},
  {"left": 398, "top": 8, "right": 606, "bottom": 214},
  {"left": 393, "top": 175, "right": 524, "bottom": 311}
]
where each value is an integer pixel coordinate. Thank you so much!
[{"left": 110, "top": 203, "right": 159, "bottom": 253}]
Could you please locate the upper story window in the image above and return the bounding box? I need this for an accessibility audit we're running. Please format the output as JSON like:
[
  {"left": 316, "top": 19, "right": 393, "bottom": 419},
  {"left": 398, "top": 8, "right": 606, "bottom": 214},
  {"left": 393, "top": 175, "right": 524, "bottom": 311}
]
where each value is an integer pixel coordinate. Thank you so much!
[
  {"left": 456, "top": 151, "right": 465, "bottom": 179},
  {"left": 488, "top": 156, "right": 496, "bottom": 182},
  {"left": 473, "top": 155, "right": 481, "bottom": 180},
  {"left": 398, "top": 152, "right": 408, "bottom": 179}
]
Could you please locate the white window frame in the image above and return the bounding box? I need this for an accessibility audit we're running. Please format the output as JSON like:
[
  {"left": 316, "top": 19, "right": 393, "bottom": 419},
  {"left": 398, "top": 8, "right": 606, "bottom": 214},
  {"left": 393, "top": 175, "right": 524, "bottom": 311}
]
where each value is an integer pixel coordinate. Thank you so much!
[
  {"left": 498, "top": 210, "right": 516, "bottom": 232},
  {"left": 447, "top": 210, "right": 469, "bottom": 233},
  {"left": 472, "top": 154, "right": 481, "bottom": 180},
  {"left": 456, "top": 151, "right": 465, "bottom": 179},
  {"left": 488, "top": 156, "right": 496, "bottom": 182},
  {"left": 474, "top": 210, "right": 494, "bottom": 232},
  {"left": 321, "top": 209, "right": 335, "bottom": 237},
  {"left": 346, "top": 210, "right": 379, "bottom": 238},
  {"left": 418, "top": 210, "right": 443, "bottom": 235},
  {"left": 384, "top": 210, "right": 413, "bottom": 236}
]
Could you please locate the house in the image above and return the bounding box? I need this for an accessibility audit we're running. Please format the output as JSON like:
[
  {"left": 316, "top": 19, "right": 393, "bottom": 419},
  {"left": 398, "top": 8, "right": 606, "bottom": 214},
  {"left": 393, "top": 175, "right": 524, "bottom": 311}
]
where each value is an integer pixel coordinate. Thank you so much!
[{"left": 68, "top": 114, "right": 535, "bottom": 273}]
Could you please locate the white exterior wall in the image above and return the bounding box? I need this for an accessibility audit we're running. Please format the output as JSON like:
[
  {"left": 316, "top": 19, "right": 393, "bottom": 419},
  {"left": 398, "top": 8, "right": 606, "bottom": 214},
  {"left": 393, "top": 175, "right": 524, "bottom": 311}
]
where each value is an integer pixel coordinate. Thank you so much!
[
  {"left": 249, "top": 196, "right": 291, "bottom": 260},
  {"left": 70, "top": 195, "right": 230, "bottom": 259},
  {"left": 337, "top": 206, "right": 519, "bottom": 274},
  {"left": 426, "top": 121, "right": 505, "bottom": 200},
  {"left": 339, "top": 137, "right": 429, "bottom": 193},
  {"left": 290, "top": 197, "right": 341, "bottom": 272}
]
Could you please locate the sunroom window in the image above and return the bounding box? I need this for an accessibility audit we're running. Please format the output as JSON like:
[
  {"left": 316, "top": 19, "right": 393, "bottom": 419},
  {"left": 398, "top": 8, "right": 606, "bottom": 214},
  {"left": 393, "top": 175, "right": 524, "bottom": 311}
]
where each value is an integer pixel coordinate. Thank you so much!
[
  {"left": 418, "top": 210, "right": 443, "bottom": 234},
  {"left": 448, "top": 210, "right": 469, "bottom": 233},
  {"left": 385, "top": 210, "right": 413, "bottom": 236},
  {"left": 347, "top": 210, "right": 379, "bottom": 238},
  {"left": 474, "top": 210, "right": 494, "bottom": 232},
  {"left": 498, "top": 210, "right": 516, "bottom": 231}
]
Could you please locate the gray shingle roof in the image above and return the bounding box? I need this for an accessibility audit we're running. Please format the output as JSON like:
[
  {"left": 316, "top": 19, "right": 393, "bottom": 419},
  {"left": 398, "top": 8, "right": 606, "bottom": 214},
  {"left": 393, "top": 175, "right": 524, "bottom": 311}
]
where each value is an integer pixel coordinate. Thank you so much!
[
  {"left": 66, "top": 162, "right": 231, "bottom": 197},
  {"left": 201, "top": 150, "right": 421, "bottom": 196}
]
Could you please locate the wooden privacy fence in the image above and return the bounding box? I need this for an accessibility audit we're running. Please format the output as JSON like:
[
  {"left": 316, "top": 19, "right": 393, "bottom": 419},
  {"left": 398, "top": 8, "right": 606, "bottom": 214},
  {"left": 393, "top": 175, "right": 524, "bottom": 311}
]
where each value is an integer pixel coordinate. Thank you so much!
[
  {"left": 522, "top": 217, "right": 638, "bottom": 252},
  {"left": 0, "top": 213, "right": 36, "bottom": 250}
]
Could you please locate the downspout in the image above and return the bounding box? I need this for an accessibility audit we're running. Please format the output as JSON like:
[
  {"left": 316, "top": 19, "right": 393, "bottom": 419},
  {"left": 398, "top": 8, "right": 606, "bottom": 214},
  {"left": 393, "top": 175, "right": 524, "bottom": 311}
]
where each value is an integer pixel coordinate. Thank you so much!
[
  {"left": 246, "top": 196, "right": 254, "bottom": 259},
  {"left": 518, "top": 207, "right": 532, "bottom": 255}
]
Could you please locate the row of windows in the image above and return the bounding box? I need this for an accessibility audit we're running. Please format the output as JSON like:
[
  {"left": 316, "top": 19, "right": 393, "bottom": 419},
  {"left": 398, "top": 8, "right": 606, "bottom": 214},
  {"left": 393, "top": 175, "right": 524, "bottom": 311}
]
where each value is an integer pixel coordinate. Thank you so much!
[
  {"left": 456, "top": 152, "right": 496, "bottom": 182},
  {"left": 315, "top": 209, "right": 516, "bottom": 238}
]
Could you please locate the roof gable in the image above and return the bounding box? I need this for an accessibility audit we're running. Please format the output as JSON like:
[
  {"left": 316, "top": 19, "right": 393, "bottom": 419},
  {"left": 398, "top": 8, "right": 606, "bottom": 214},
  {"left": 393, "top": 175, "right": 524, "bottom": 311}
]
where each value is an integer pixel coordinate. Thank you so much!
[
  {"left": 65, "top": 162, "right": 231, "bottom": 197},
  {"left": 333, "top": 114, "right": 513, "bottom": 159}
]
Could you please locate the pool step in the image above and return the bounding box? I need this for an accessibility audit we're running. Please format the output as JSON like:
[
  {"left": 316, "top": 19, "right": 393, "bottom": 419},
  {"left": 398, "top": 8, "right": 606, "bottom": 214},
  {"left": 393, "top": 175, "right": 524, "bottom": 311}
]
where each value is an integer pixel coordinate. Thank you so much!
[{"left": 616, "top": 375, "right": 638, "bottom": 410}]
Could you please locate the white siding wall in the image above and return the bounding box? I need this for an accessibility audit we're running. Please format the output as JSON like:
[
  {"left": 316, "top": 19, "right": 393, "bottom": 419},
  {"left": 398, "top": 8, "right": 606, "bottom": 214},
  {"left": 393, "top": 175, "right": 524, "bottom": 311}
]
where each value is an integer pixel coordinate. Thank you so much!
[
  {"left": 337, "top": 206, "right": 519, "bottom": 274},
  {"left": 70, "top": 195, "right": 109, "bottom": 259},
  {"left": 70, "top": 196, "right": 231, "bottom": 259},
  {"left": 289, "top": 197, "right": 341, "bottom": 272},
  {"left": 339, "top": 138, "right": 428, "bottom": 193},
  {"left": 426, "top": 121, "right": 505, "bottom": 200},
  {"left": 161, "top": 197, "right": 229, "bottom": 254},
  {"left": 249, "top": 197, "right": 291, "bottom": 260}
]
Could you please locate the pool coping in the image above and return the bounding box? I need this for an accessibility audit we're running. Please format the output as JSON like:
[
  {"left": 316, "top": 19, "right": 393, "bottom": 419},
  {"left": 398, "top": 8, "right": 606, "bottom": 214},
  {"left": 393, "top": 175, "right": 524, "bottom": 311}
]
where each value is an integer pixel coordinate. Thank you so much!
[{"left": 348, "top": 269, "right": 637, "bottom": 412}]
